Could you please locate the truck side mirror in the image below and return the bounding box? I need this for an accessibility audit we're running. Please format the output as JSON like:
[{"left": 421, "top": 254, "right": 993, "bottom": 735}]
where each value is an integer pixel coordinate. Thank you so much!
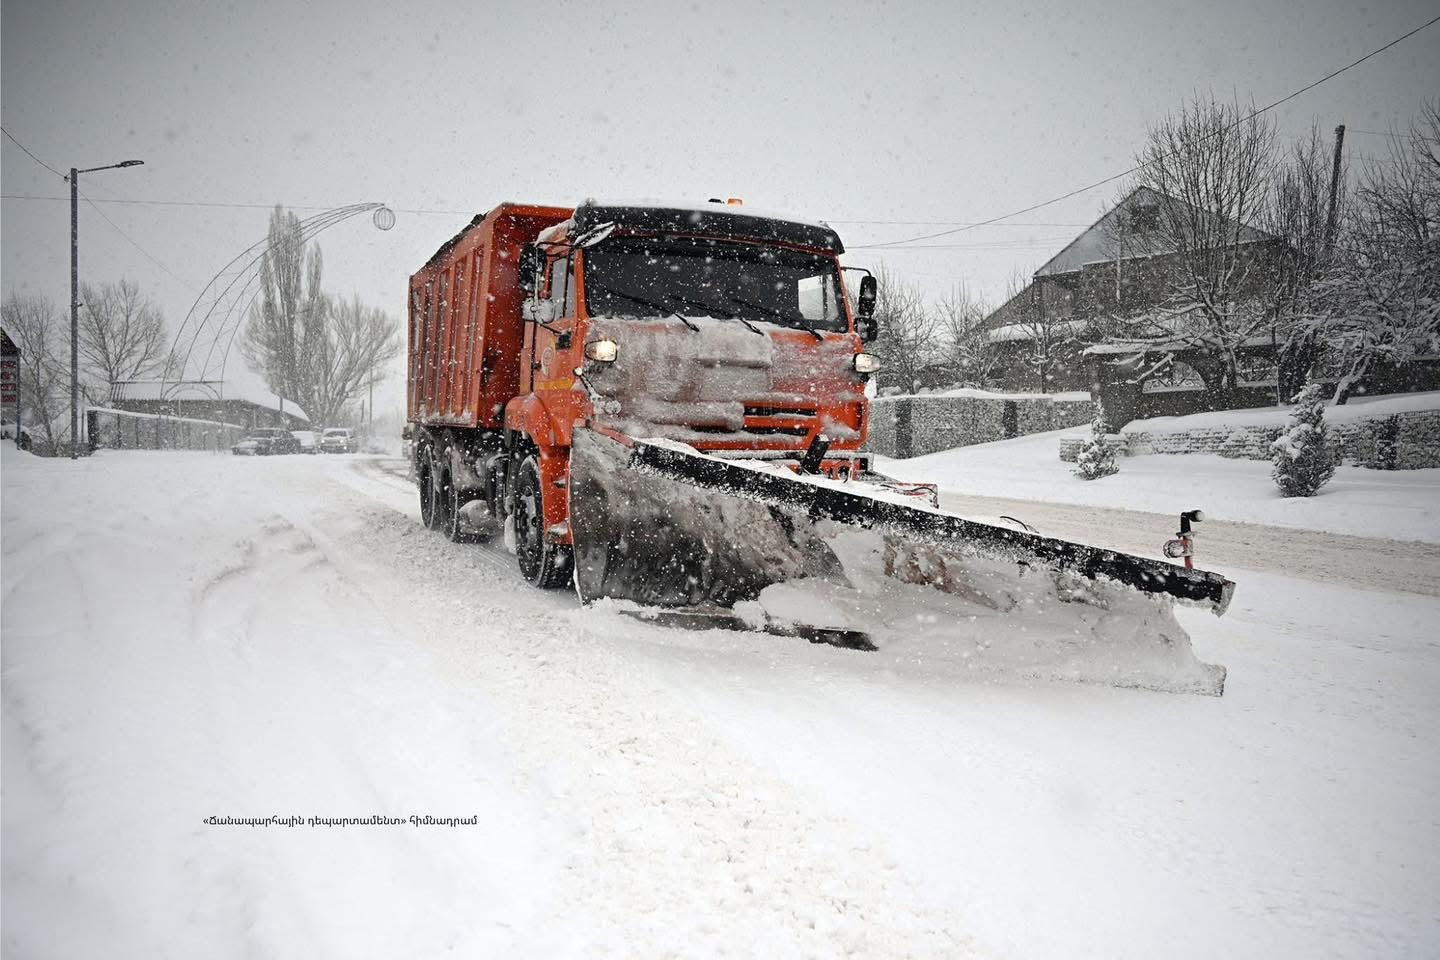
[
  {"left": 518, "top": 245, "right": 540, "bottom": 294},
  {"left": 856, "top": 275, "right": 878, "bottom": 342}
]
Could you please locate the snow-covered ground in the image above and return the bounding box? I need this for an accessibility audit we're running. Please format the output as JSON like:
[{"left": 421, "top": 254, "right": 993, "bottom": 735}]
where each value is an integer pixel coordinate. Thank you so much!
[
  {"left": 4, "top": 447, "right": 1438, "bottom": 958},
  {"left": 880, "top": 429, "right": 1440, "bottom": 543}
]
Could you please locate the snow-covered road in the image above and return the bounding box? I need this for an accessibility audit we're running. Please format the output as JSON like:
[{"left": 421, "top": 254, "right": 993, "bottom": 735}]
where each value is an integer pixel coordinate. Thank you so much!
[{"left": 4, "top": 448, "right": 1437, "bottom": 958}]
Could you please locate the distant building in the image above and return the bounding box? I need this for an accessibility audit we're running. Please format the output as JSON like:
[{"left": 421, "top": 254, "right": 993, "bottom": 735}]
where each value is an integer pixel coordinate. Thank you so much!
[
  {"left": 108, "top": 379, "right": 310, "bottom": 430},
  {"left": 981, "top": 186, "right": 1287, "bottom": 418}
]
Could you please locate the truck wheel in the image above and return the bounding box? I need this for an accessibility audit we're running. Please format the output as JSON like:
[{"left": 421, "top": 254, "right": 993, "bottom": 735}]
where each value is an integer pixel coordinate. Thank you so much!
[
  {"left": 513, "top": 454, "right": 572, "bottom": 589},
  {"left": 418, "top": 447, "right": 448, "bottom": 530},
  {"left": 443, "top": 469, "right": 480, "bottom": 543}
]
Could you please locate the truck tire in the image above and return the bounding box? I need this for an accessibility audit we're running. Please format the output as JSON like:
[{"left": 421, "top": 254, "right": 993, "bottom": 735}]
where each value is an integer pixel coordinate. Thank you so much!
[
  {"left": 513, "top": 454, "right": 572, "bottom": 589},
  {"left": 418, "top": 446, "right": 448, "bottom": 531},
  {"left": 442, "top": 468, "right": 479, "bottom": 543}
]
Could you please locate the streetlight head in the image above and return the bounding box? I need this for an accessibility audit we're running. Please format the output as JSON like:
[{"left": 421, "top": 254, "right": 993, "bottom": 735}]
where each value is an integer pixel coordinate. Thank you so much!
[{"left": 117, "top": 160, "right": 145, "bottom": 167}]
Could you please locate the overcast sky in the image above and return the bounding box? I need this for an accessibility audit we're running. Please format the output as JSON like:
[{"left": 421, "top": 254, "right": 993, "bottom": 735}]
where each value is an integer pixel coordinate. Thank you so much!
[{"left": 3, "top": 0, "right": 1437, "bottom": 417}]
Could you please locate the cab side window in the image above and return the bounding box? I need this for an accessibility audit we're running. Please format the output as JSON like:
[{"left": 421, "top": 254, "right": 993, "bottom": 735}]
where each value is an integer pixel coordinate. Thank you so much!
[{"left": 548, "top": 255, "right": 574, "bottom": 316}]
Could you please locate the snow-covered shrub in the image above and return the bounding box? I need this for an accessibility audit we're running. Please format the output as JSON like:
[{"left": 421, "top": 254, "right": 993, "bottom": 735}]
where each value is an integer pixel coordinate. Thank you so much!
[
  {"left": 1271, "top": 384, "right": 1335, "bottom": 497},
  {"left": 1073, "top": 402, "right": 1119, "bottom": 480},
  {"left": 1218, "top": 429, "right": 1251, "bottom": 459}
]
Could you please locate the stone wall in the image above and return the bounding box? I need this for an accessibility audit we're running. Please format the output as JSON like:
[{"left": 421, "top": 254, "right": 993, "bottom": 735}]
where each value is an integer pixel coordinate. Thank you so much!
[
  {"left": 1102, "top": 409, "right": 1440, "bottom": 470},
  {"left": 868, "top": 393, "right": 1095, "bottom": 458}
]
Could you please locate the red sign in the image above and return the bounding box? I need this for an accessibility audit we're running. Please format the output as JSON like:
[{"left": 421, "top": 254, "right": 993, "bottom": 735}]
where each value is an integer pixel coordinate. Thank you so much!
[{"left": 0, "top": 357, "right": 17, "bottom": 406}]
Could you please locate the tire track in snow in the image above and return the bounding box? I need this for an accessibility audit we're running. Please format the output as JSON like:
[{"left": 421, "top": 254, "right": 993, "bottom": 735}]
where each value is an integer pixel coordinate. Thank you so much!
[
  {"left": 298, "top": 493, "right": 975, "bottom": 956},
  {"left": 185, "top": 510, "right": 561, "bottom": 956},
  {"left": 336, "top": 455, "right": 519, "bottom": 579}
]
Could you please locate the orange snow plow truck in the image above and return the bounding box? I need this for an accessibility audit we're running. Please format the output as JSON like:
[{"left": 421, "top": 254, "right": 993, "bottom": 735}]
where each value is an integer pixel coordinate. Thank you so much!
[{"left": 407, "top": 200, "right": 1234, "bottom": 666}]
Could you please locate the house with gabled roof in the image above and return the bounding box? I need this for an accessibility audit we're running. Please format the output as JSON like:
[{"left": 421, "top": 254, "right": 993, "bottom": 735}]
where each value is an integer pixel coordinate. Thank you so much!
[{"left": 981, "top": 186, "right": 1287, "bottom": 419}]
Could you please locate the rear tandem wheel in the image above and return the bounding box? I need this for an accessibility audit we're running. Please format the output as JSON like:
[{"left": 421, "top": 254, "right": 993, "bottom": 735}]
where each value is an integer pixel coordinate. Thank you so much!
[{"left": 418, "top": 444, "right": 447, "bottom": 531}]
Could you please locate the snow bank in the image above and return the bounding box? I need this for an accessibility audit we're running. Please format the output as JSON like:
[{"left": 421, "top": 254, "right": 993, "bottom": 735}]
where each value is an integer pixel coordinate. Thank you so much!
[
  {"left": 1123, "top": 390, "right": 1440, "bottom": 435},
  {"left": 880, "top": 428, "right": 1440, "bottom": 543}
]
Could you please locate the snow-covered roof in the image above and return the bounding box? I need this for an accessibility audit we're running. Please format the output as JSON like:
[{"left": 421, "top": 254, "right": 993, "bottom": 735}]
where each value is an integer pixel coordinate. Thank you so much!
[
  {"left": 1082, "top": 331, "right": 1274, "bottom": 357},
  {"left": 577, "top": 197, "right": 833, "bottom": 231},
  {"left": 987, "top": 318, "right": 1091, "bottom": 343},
  {"left": 572, "top": 200, "right": 843, "bottom": 253},
  {"left": 111, "top": 379, "right": 310, "bottom": 422},
  {"left": 1035, "top": 186, "right": 1275, "bottom": 277}
]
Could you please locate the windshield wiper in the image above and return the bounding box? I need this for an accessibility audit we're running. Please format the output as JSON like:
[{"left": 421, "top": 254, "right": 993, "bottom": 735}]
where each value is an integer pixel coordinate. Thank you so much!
[
  {"left": 664, "top": 291, "right": 765, "bottom": 336},
  {"left": 727, "top": 294, "right": 824, "bottom": 341},
  {"left": 586, "top": 280, "right": 698, "bottom": 331}
]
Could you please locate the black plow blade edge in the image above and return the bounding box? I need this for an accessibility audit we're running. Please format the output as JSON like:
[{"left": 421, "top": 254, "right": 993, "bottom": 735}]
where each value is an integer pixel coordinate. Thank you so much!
[
  {"left": 623, "top": 437, "right": 1236, "bottom": 615},
  {"left": 617, "top": 608, "right": 877, "bottom": 651}
]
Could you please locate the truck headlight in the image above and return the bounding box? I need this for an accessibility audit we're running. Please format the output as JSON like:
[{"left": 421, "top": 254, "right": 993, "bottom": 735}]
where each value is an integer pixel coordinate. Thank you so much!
[
  {"left": 584, "top": 339, "right": 619, "bottom": 363},
  {"left": 853, "top": 352, "right": 881, "bottom": 374}
]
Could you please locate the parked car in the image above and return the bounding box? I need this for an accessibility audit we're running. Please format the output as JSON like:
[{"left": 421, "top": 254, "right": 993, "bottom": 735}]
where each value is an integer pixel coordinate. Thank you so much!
[
  {"left": 291, "top": 430, "right": 319, "bottom": 454},
  {"left": 319, "top": 427, "right": 357, "bottom": 454},
  {"left": 232, "top": 427, "right": 300, "bottom": 456},
  {"left": 1, "top": 418, "right": 32, "bottom": 451}
]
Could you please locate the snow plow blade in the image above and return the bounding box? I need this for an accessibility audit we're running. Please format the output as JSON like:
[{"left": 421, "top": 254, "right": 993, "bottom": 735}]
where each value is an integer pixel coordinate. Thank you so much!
[
  {"left": 569, "top": 427, "right": 1234, "bottom": 615},
  {"left": 569, "top": 427, "right": 1232, "bottom": 695}
]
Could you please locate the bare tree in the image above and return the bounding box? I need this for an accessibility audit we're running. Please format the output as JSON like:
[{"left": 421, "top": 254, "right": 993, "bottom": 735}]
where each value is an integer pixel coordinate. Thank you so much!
[
  {"left": 931, "top": 282, "right": 996, "bottom": 388},
  {"left": 309, "top": 294, "right": 403, "bottom": 427},
  {"left": 241, "top": 205, "right": 328, "bottom": 415},
  {"left": 1263, "top": 125, "right": 1347, "bottom": 400},
  {"left": 869, "top": 265, "right": 937, "bottom": 394},
  {"left": 78, "top": 279, "right": 169, "bottom": 400},
  {"left": 1130, "top": 96, "right": 1279, "bottom": 402},
  {"left": 1318, "top": 102, "right": 1440, "bottom": 403},
  {"left": 2, "top": 293, "right": 71, "bottom": 453},
  {"left": 997, "top": 271, "right": 1077, "bottom": 392}
]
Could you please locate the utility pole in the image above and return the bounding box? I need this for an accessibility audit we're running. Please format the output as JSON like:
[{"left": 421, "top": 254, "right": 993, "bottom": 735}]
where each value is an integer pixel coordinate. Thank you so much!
[
  {"left": 70, "top": 169, "right": 78, "bottom": 459},
  {"left": 67, "top": 158, "right": 144, "bottom": 459},
  {"left": 1323, "top": 124, "right": 1346, "bottom": 260}
]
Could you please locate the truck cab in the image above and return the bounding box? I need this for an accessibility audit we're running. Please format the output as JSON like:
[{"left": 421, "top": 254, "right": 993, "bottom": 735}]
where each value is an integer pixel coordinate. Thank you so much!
[{"left": 510, "top": 201, "right": 879, "bottom": 467}]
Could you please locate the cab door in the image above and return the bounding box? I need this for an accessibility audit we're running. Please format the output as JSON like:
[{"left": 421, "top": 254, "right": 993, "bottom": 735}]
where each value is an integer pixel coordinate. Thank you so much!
[{"left": 532, "top": 249, "right": 580, "bottom": 396}]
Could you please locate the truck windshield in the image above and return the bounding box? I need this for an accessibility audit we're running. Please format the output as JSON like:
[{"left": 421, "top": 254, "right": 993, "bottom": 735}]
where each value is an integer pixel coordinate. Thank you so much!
[{"left": 582, "top": 236, "right": 847, "bottom": 333}]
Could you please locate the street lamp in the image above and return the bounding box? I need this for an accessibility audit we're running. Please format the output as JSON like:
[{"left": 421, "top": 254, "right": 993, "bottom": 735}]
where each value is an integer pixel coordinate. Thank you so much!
[{"left": 68, "top": 159, "right": 144, "bottom": 458}]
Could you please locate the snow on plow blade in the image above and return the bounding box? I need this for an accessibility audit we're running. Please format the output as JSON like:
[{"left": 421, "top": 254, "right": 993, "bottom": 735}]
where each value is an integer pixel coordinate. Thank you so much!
[
  {"left": 569, "top": 427, "right": 1233, "bottom": 695},
  {"left": 569, "top": 427, "right": 841, "bottom": 607}
]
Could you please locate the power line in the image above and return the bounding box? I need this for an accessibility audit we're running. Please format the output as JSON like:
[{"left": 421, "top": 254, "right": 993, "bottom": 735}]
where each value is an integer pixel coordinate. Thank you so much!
[
  {"left": 856, "top": 13, "right": 1440, "bottom": 250},
  {"left": 1, "top": 126, "right": 66, "bottom": 180},
  {"left": 826, "top": 218, "right": 1091, "bottom": 228},
  {"left": 850, "top": 236, "right": 1076, "bottom": 251},
  {"left": 77, "top": 189, "right": 196, "bottom": 290},
  {"left": 0, "top": 128, "right": 196, "bottom": 292},
  {"left": 0, "top": 193, "right": 1098, "bottom": 229},
  {"left": 0, "top": 192, "right": 470, "bottom": 216}
]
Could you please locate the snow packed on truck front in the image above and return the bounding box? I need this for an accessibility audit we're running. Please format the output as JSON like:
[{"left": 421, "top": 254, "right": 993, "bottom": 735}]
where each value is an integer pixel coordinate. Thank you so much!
[{"left": 571, "top": 230, "right": 869, "bottom": 471}]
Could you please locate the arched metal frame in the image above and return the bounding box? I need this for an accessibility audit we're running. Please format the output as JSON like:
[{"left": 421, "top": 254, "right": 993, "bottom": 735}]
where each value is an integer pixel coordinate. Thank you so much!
[{"left": 160, "top": 203, "right": 391, "bottom": 401}]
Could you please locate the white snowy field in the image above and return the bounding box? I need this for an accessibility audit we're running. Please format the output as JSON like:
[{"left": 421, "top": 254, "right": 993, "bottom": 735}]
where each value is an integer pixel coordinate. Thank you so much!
[
  {"left": 880, "top": 429, "right": 1440, "bottom": 543},
  {"left": 3, "top": 446, "right": 1438, "bottom": 958}
]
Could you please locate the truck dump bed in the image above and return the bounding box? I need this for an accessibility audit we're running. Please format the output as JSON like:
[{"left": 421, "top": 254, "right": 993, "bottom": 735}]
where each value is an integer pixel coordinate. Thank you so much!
[{"left": 408, "top": 202, "right": 571, "bottom": 428}]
